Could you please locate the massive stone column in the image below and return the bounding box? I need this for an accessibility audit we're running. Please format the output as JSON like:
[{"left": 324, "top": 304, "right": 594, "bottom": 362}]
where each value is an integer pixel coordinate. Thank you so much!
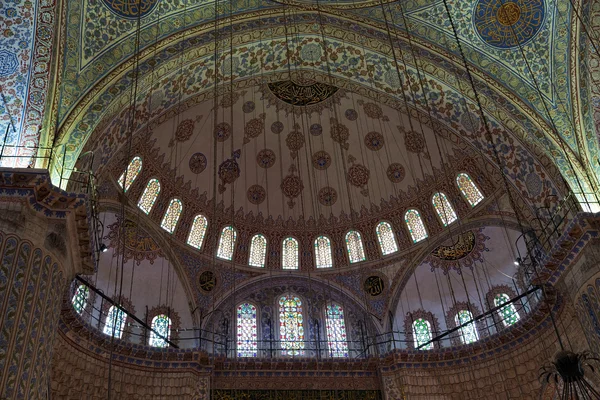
[{"left": 0, "top": 169, "right": 92, "bottom": 399}]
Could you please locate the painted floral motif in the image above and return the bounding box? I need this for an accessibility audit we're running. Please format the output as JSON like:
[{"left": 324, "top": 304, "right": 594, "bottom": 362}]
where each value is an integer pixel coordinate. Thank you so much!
[
  {"left": 312, "top": 151, "right": 331, "bottom": 170},
  {"left": 400, "top": 125, "right": 426, "bottom": 155},
  {"left": 218, "top": 91, "right": 247, "bottom": 108},
  {"left": 330, "top": 118, "right": 350, "bottom": 150},
  {"left": 214, "top": 122, "right": 232, "bottom": 142},
  {"left": 281, "top": 165, "right": 304, "bottom": 209},
  {"left": 300, "top": 43, "right": 322, "bottom": 62},
  {"left": 347, "top": 155, "right": 369, "bottom": 196},
  {"left": 271, "top": 121, "right": 284, "bottom": 134},
  {"left": 247, "top": 184, "right": 266, "bottom": 205},
  {"left": 168, "top": 117, "right": 201, "bottom": 147},
  {"left": 218, "top": 150, "right": 241, "bottom": 193},
  {"left": 364, "top": 131, "right": 384, "bottom": 151},
  {"left": 345, "top": 109, "right": 358, "bottom": 121},
  {"left": 189, "top": 153, "right": 207, "bottom": 174},
  {"left": 256, "top": 149, "right": 276, "bottom": 169},
  {"left": 318, "top": 186, "right": 337, "bottom": 206},
  {"left": 358, "top": 100, "right": 389, "bottom": 121},
  {"left": 243, "top": 113, "right": 266, "bottom": 144},
  {"left": 285, "top": 123, "right": 305, "bottom": 159},
  {"left": 386, "top": 163, "right": 405, "bottom": 183},
  {"left": 242, "top": 101, "right": 255, "bottom": 113},
  {"left": 310, "top": 123, "right": 322, "bottom": 136}
]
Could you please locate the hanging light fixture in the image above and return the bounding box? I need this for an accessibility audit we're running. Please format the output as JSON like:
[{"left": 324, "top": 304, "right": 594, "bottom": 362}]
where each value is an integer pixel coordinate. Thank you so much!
[{"left": 539, "top": 351, "right": 600, "bottom": 399}]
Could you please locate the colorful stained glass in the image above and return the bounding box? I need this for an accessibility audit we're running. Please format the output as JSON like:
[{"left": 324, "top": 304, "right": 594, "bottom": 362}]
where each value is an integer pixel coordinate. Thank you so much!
[
  {"left": 494, "top": 293, "right": 520, "bottom": 327},
  {"left": 432, "top": 192, "right": 457, "bottom": 226},
  {"left": 455, "top": 310, "right": 479, "bottom": 344},
  {"left": 405, "top": 209, "right": 428, "bottom": 243},
  {"left": 160, "top": 198, "right": 183, "bottom": 233},
  {"left": 72, "top": 285, "right": 89, "bottom": 315},
  {"left": 376, "top": 221, "right": 398, "bottom": 255},
  {"left": 217, "top": 226, "right": 237, "bottom": 260},
  {"left": 412, "top": 318, "right": 433, "bottom": 350},
  {"left": 138, "top": 178, "right": 161, "bottom": 214},
  {"left": 237, "top": 302, "right": 258, "bottom": 357},
  {"left": 282, "top": 237, "right": 299, "bottom": 270},
  {"left": 279, "top": 295, "right": 304, "bottom": 356},
  {"left": 103, "top": 305, "right": 127, "bottom": 338},
  {"left": 315, "top": 236, "right": 333, "bottom": 268},
  {"left": 149, "top": 315, "right": 171, "bottom": 347},
  {"left": 249, "top": 234, "right": 267, "bottom": 268},
  {"left": 325, "top": 303, "right": 348, "bottom": 357},
  {"left": 187, "top": 214, "right": 208, "bottom": 249},
  {"left": 117, "top": 156, "right": 142, "bottom": 192},
  {"left": 345, "top": 230, "right": 366, "bottom": 263},
  {"left": 457, "top": 173, "right": 484, "bottom": 207}
]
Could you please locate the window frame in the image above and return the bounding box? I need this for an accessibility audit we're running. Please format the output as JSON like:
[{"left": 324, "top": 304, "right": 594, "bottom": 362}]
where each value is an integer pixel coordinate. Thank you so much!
[
  {"left": 236, "top": 301, "right": 260, "bottom": 358},
  {"left": 314, "top": 235, "right": 334, "bottom": 269},
  {"left": 186, "top": 214, "right": 209, "bottom": 250},
  {"left": 455, "top": 172, "right": 485, "bottom": 207},
  {"left": 375, "top": 220, "right": 398, "bottom": 256},
  {"left": 345, "top": 230, "right": 366, "bottom": 264},
  {"left": 404, "top": 208, "right": 428, "bottom": 243},
  {"left": 431, "top": 192, "right": 458, "bottom": 227},
  {"left": 281, "top": 236, "right": 300, "bottom": 270},
  {"left": 248, "top": 233, "right": 268, "bottom": 268},
  {"left": 216, "top": 225, "right": 238, "bottom": 260},
  {"left": 277, "top": 293, "right": 306, "bottom": 357},
  {"left": 137, "top": 177, "right": 161, "bottom": 215}
]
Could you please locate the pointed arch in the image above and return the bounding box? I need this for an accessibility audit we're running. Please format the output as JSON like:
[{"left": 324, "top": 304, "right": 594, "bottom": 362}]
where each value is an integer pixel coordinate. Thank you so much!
[
  {"left": 282, "top": 237, "right": 299, "bottom": 270},
  {"left": 412, "top": 319, "right": 433, "bottom": 350},
  {"left": 237, "top": 302, "right": 258, "bottom": 357},
  {"left": 432, "top": 192, "right": 457, "bottom": 226},
  {"left": 187, "top": 214, "right": 208, "bottom": 250},
  {"left": 345, "top": 230, "right": 366, "bottom": 263},
  {"left": 138, "top": 178, "right": 161, "bottom": 214},
  {"left": 456, "top": 173, "right": 484, "bottom": 207},
  {"left": 325, "top": 303, "right": 349, "bottom": 357},
  {"left": 494, "top": 293, "right": 520, "bottom": 327},
  {"left": 71, "top": 284, "right": 89, "bottom": 315},
  {"left": 217, "top": 226, "right": 237, "bottom": 260},
  {"left": 315, "top": 236, "right": 333, "bottom": 268},
  {"left": 160, "top": 198, "right": 183, "bottom": 233},
  {"left": 149, "top": 315, "right": 171, "bottom": 347},
  {"left": 118, "top": 156, "right": 142, "bottom": 192},
  {"left": 376, "top": 221, "right": 398, "bottom": 255},
  {"left": 405, "top": 209, "right": 428, "bottom": 243},
  {"left": 248, "top": 234, "right": 267, "bottom": 268},
  {"left": 103, "top": 305, "right": 127, "bottom": 338},
  {"left": 279, "top": 294, "right": 304, "bottom": 356}
]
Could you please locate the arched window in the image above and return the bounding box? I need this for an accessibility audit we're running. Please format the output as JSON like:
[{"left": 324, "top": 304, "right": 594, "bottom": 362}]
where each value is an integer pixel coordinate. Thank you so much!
[
  {"left": 237, "top": 302, "right": 258, "bottom": 357},
  {"left": 345, "top": 230, "right": 366, "bottom": 263},
  {"left": 118, "top": 156, "right": 143, "bottom": 192},
  {"left": 217, "top": 226, "right": 237, "bottom": 260},
  {"left": 405, "top": 209, "right": 428, "bottom": 243},
  {"left": 456, "top": 173, "right": 484, "bottom": 207},
  {"left": 72, "top": 285, "right": 89, "bottom": 315},
  {"left": 455, "top": 310, "right": 479, "bottom": 344},
  {"left": 315, "top": 236, "right": 333, "bottom": 268},
  {"left": 376, "top": 221, "right": 398, "bottom": 255},
  {"left": 412, "top": 318, "right": 433, "bottom": 350},
  {"left": 103, "top": 305, "right": 127, "bottom": 338},
  {"left": 282, "top": 237, "right": 299, "bottom": 270},
  {"left": 160, "top": 198, "right": 183, "bottom": 233},
  {"left": 187, "top": 214, "right": 208, "bottom": 249},
  {"left": 494, "top": 293, "right": 520, "bottom": 327},
  {"left": 325, "top": 303, "right": 349, "bottom": 357},
  {"left": 432, "top": 192, "right": 457, "bottom": 226},
  {"left": 149, "top": 315, "right": 171, "bottom": 348},
  {"left": 279, "top": 295, "right": 304, "bottom": 356},
  {"left": 138, "top": 178, "right": 161, "bottom": 214},
  {"left": 249, "top": 234, "right": 267, "bottom": 268}
]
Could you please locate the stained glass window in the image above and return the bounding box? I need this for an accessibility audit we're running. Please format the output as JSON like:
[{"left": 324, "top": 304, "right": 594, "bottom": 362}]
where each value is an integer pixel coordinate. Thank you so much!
[
  {"left": 249, "top": 234, "right": 267, "bottom": 268},
  {"left": 72, "top": 285, "right": 89, "bottom": 315},
  {"left": 345, "top": 230, "right": 366, "bottom": 263},
  {"left": 118, "top": 156, "right": 142, "bottom": 192},
  {"left": 405, "top": 209, "right": 428, "bottom": 243},
  {"left": 315, "top": 236, "right": 333, "bottom": 268},
  {"left": 217, "top": 226, "right": 237, "bottom": 260},
  {"left": 457, "top": 173, "right": 484, "bottom": 207},
  {"left": 138, "top": 178, "right": 161, "bottom": 214},
  {"left": 160, "top": 198, "right": 183, "bottom": 233},
  {"left": 187, "top": 214, "right": 208, "bottom": 249},
  {"left": 149, "top": 315, "right": 171, "bottom": 347},
  {"left": 103, "top": 305, "right": 127, "bottom": 339},
  {"left": 279, "top": 295, "right": 304, "bottom": 356},
  {"left": 432, "top": 192, "right": 457, "bottom": 226},
  {"left": 494, "top": 293, "right": 520, "bottom": 327},
  {"left": 282, "top": 237, "right": 299, "bottom": 270},
  {"left": 237, "top": 302, "right": 258, "bottom": 357},
  {"left": 325, "top": 303, "right": 349, "bottom": 357},
  {"left": 412, "top": 318, "right": 433, "bottom": 350},
  {"left": 376, "top": 221, "right": 398, "bottom": 255},
  {"left": 455, "top": 310, "right": 479, "bottom": 344}
]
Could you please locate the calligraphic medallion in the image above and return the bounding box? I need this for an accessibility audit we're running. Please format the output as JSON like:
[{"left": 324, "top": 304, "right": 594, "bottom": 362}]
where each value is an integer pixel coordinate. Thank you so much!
[
  {"left": 267, "top": 80, "right": 339, "bottom": 106},
  {"left": 364, "top": 276, "right": 385, "bottom": 297},
  {"left": 101, "top": 0, "right": 159, "bottom": 18},
  {"left": 198, "top": 271, "right": 217, "bottom": 293}
]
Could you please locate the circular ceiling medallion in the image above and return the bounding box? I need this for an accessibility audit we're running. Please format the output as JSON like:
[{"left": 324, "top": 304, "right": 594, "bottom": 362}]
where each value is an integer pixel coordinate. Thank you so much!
[
  {"left": 256, "top": 149, "right": 276, "bottom": 169},
  {"left": 364, "top": 131, "right": 384, "bottom": 151},
  {"left": 404, "top": 129, "right": 425, "bottom": 154},
  {"left": 247, "top": 184, "right": 266, "bottom": 205},
  {"left": 318, "top": 186, "right": 338, "bottom": 206},
  {"left": 387, "top": 163, "right": 405, "bottom": 183},
  {"left": 300, "top": 43, "right": 323, "bottom": 62},
  {"left": 312, "top": 150, "right": 331, "bottom": 170},
  {"left": 101, "top": 0, "right": 158, "bottom": 18},
  {"left": 198, "top": 270, "right": 217, "bottom": 293},
  {"left": 345, "top": 108, "right": 358, "bottom": 121},
  {"left": 214, "top": 122, "right": 231, "bottom": 142},
  {"left": 189, "top": 153, "right": 207, "bottom": 174},
  {"left": 474, "top": 0, "right": 545, "bottom": 49},
  {"left": 362, "top": 102, "right": 385, "bottom": 120},
  {"left": 310, "top": 123, "right": 322, "bottom": 136},
  {"left": 281, "top": 175, "right": 304, "bottom": 202},
  {"left": 171, "top": 119, "right": 195, "bottom": 145},
  {"left": 242, "top": 101, "right": 255, "bottom": 113},
  {"left": 347, "top": 164, "right": 370, "bottom": 187},
  {"left": 271, "top": 121, "right": 284, "bottom": 134}
]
